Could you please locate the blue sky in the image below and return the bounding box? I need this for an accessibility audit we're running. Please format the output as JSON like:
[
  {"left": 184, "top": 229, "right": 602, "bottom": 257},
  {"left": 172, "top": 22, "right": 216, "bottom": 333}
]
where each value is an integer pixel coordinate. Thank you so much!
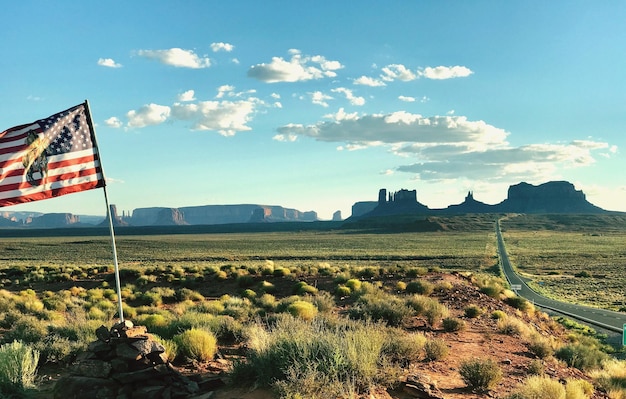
[{"left": 1, "top": 1, "right": 625, "bottom": 219}]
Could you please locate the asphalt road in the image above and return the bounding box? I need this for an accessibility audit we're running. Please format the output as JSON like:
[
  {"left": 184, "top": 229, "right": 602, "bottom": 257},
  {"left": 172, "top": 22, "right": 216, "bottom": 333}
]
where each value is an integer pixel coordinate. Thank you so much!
[{"left": 495, "top": 220, "right": 626, "bottom": 336}]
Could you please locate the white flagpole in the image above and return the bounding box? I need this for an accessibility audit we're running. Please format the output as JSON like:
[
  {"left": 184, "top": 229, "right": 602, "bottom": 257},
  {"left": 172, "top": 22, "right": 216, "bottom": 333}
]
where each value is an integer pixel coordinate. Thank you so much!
[{"left": 83, "top": 100, "right": 125, "bottom": 323}]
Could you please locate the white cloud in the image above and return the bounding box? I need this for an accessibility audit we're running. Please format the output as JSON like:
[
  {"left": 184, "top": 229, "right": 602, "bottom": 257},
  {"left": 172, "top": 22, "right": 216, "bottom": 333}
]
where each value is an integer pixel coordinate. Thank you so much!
[
  {"left": 104, "top": 117, "right": 122, "bottom": 128},
  {"left": 331, "top": 87, "right": 365, "bottom": 106},
  {"left": 210, "top": 42, "right": 234, "bottom": 52},
  {"left": 178, "top": 90, "right": 196, "bottom": 102},
  {"left": 216, "top": 85, "right": 235, "bottom": 99},
  {"left": 137, "top": 48, "right": 211, "bottom": 68},
  {"left": 353, "top": 76, "right": 386, "bottom": 87},
  {"left": 98, "top": 58, "right": 122, "bottom": 68},
  {"left": 271, "top": 93, "right": 281, "bottom": 99},
  {"left": 171, "top": 98, "right": 261, "bottom": 136},
  {"left": 310, "top": 91, "right": 333, "bottom": 107},
  {"left": 276, "top": 109, "right": 612, "bottom": 184},
  {"left": 398, "top": 96, "right": 416, "bottom": 102},
  {"left": 419, "top": 65, "right": 473, "bottom": 79},
  {"left": 247, "top": 51, "right": 343, "bottom": 83},
  {"left": 126, "top": 104, "right": 171, "bottom": 128},
  {"left": 381, "top": 64, "right": 417, "bottom": 82}
]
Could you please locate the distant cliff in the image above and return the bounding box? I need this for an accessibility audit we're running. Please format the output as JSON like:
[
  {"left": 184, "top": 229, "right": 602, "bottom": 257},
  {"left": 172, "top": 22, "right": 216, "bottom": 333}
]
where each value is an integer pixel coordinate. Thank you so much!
[
  {"left": 351, "top": 181, "right": 609, "bottom": 219},
  {"left": 129, "top": 204, "right": 318, "bottom": 226}
]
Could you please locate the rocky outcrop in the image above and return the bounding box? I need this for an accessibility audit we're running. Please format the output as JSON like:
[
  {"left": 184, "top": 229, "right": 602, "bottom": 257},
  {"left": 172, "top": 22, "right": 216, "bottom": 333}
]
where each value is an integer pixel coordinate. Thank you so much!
[
  {"left": 27, "top": 213, "right": 80, "bottom": 228},
  {"left": 129, "top": 204, "right": 317, "bottom": 226},
  {"left": 351, "top": 201, "right": 378, "bottom": 218},
  {"left": 495, "top": 181, "right": 604, "bottom": 213},
  {"left": 332, "top": 210, "right": 342, "bottom": 221},
  {"left": 351, "top": 181, "right": 608, "bottom": 219},
  {"left": 154, "top": 208, "right": 188, "bottom": 226}
]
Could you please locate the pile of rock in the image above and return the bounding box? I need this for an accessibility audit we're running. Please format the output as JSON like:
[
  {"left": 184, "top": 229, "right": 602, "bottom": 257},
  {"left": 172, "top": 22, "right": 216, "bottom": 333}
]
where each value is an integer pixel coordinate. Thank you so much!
[{"left": 53, "top": 321, "right": 215, "bottom": 399}]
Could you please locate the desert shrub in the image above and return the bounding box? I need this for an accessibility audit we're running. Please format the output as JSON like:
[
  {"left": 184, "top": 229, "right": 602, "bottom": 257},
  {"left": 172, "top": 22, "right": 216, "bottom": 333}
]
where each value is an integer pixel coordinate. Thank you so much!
[
  {"left": 464, "top": 304, "right": 484, "bottom": 318},
  {"left": 206, "top": 315, "right": 244, "bottom": 343},
  {"left": 173, "top": 328, "right": 217, "bottom": 362},
  {"left": 395, "top": 281, "right": 407, "bottom": 291},
  {"left": 335, "top": 285, "right": 351, "bottom": 297},
  {"left": 480, "top": 285, "right": 502, "bottom": 298},
  {"left": 349, "top": 293, "right": 413, "bottom": 327},
  {"left": 231, "top": 316, "right": 397, "bottom": 396},
  {"left": 255, "top": 293, "right": 277, "bottom": 311},
  {"left": 528, "top": 359, "right": 545, "bottom": 375},
  {"left": 286, "top": 301, "right": 318, "bottom": 321},
  {"left": 177, "top": 288, "right": 204, "bottom": 302},
  {"left": 345, "top": 279, "right": 362, "bottom": 292},
  {"left": 293, "top": 281, "right": 318, "bottom": 295},
  {"left": 273, "top": 267, "right": 290, "bottom": 277},
  {"left": 497, "top": 317, "right": 531, "bottom": 338},
  {"left": 589, "top": 359, "right": 626, "bottom": 397},
  {"left": 491, "top": 310, "right": 507, "bottom": 320},
  {"left": 221, "top": 296, "right": 256, "bottom": 321},
  {"left": 406, "top": 267, "right": 428, "bottom": 277},
  {"left": 242, "top": 289, "right": 257, "bottom": 299},
  {"left": 459, "top": 358, "right": 502, "bottom": 392},
  {"left": 527, "top": 334, "right": 554, "bottom": 359},
  {"left": 405, "top": 280, "right": 434, "bottom": 296},
  {"left": 194, "top": 300, "right": 225, "bottom": 315},
  {"left": 442, "top": 317, "right": 465, "bottom": 332},
  {"left": 434, "top": 281, "right": 454, "bottom": 292},
  {"left": 565, "top": 379, "right": 593, "bottom": 399},
  {"left": 555, "top": 343, "right": 609, "bottom": 371},
  {"left": 311, "top": 291, "right": 335, "bottom": 313},
  {"left": 236, "top": 274, "right": 255, "bottom": 288},
  {"left": 151, "top": 335, "right": 178, "bottom": 363},
  {"left": 258, "top": 280, "right": 275, "bottom": 294},
  {"left": 512, "top": 375, "right": 566, "bottom": 399},
  {"left": 506, "top": 296, "right": 534, "bottom": 313},
  {"left": 382, "top": 329, "right": 426, "bottom": 366},
  {"left": 424, "top": 338, "right": 449, "bottom": 361},
  {"left": 424, "top": 301, "right": 449, "bottom": 327},
  {"left": 0, "top": 341, "right": 40, "bottom": 395},
  {"left": 3, "top": 315, "right": 49, "bottom": 344}
]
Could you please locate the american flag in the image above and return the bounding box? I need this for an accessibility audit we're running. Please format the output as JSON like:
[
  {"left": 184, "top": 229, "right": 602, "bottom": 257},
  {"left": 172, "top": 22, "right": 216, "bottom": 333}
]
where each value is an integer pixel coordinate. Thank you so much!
[{"left": 0, "top": 103, "right": 105, "bottom": 207}]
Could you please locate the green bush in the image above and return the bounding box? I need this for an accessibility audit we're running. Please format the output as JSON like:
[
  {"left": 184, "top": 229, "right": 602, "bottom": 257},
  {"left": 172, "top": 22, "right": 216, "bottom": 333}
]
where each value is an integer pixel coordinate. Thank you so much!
[
  {"left": 286, "top": 301, "right": 318, "bottom": 321},
  {"left": 506, "top": 296, "right": 534, "bottom": 313},
  {"left": 424, "top": 338, "right": 449, "bottom": 361},
  {"left": 464, "top": 304, "right": 484, "bottom": 318},
  {"left": 345, "top": 279, "right": 362, "bottom": 292},
  {"left": 555, "top": 343, "right": 609, "bottom": 371},
  {"left": 349, "top": 293, "right": 413, "bottom": 327},
  {"left": 231, "top": 316, "right": 397, "bottom": 397},
  {"left": 491, "top": 310, "right": 507, "bottom": 320},
  {"left": 511, "top": 375, "right": 566, "bottom": 399},
  {"left": 442, "top": 317, "right": 465, "bottom": 332},
  {"left": 335, "top": 285, "right": 351, "bottom": 297},
  {"left": 459, "top": 358, "right": 502, "bottom": 392},
  {"left": 0, "top": 341, "right": 40, "bottom": 395},
  {"left": 405, "top": 280, "right": 434, "bottom": 296},
  {"left": 173, "top": 328, "right": 218, "bottom": 362},
  {"left": 527, "top": 334, "right": 554, "bottom": 359}
]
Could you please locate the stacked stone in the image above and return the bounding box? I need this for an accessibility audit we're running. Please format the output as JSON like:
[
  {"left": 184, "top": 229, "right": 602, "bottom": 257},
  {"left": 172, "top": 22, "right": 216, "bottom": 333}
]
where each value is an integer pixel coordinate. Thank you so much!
[{"left": 53, "top": 321, "right": 212, "bottom": 399}]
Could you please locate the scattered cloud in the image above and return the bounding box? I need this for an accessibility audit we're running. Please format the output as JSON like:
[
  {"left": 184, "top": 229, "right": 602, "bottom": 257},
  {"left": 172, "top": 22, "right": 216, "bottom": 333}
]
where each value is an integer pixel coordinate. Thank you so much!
[
  {"left": 275, "top": 109, "right": 611, "bottom": 185},
  {"left": 216, "top": 85, "right": 235, "bottom": 99},
  {"left": 353, "top": 76, "right": 386, "bottom": 87},
  {"left": 398, "top": 96, "right": 416, "bottom": 102},
  {"left": 247, "top": 51, "right": 343, "bottom": 83},
  {"left": 332, "top": 88, "right": 365, "bottom": 106},
  {"left": 419, "top": 65, "right": 473, "bottom": 79},
  {"left": 126, "top": 104, "right": 171, "bottom": 128},
  {"left": 210, "top": 42, "right": 234, "bottom": 52},
  {"left": 178, "top": 90, "right": 196, "bottom": 102},
  {"left": 171, "top": 96, "right": 263, "bottom": 136},
  {"left": 381, "top": 64, "right": 416, "bottom": 82},
  {"left": 311, "top": 91, "right": 333, "bottom": 107},
  {"left": 104, "top": 117, "right": 123, "bottom": 128},
  {"left": 98, "top": 58, "right": 122, "bottom": 68},
  {"left": 137, "top": 48, "right": 211, "bottom": 68}
]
